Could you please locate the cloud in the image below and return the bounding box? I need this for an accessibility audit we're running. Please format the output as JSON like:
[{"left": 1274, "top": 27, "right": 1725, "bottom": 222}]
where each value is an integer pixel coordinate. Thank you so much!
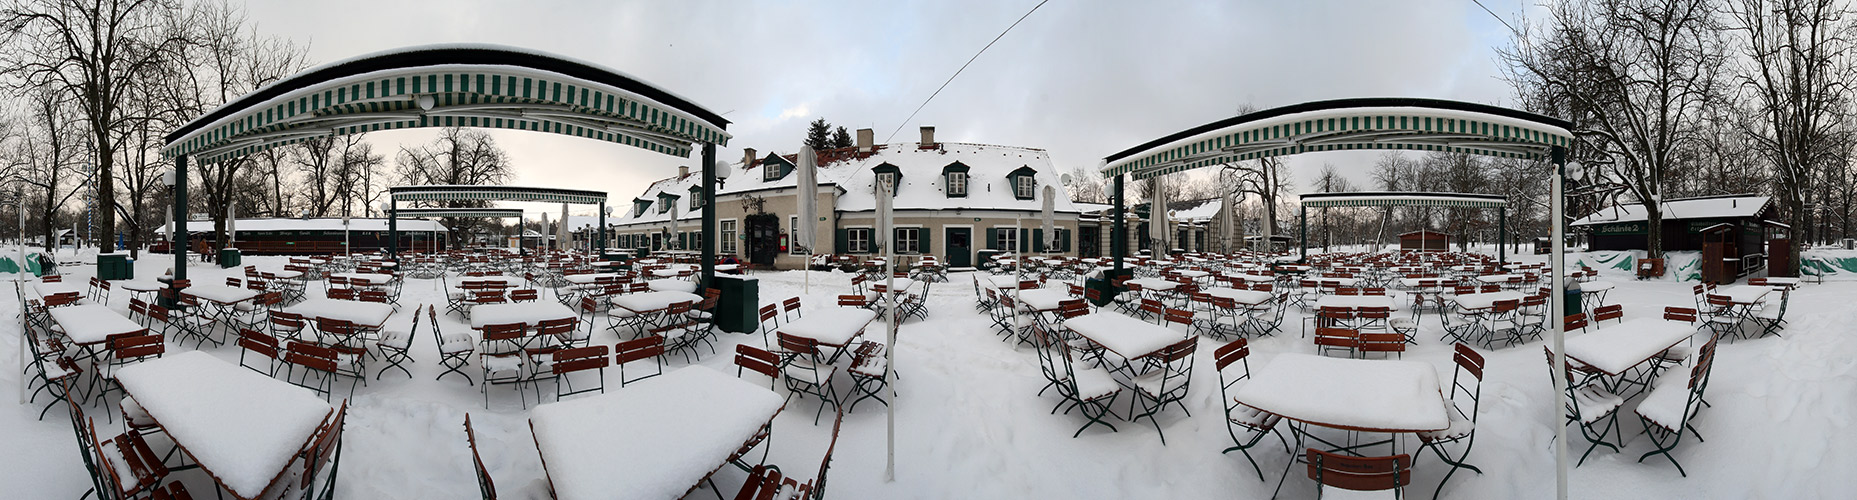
[{"left": 776, "top": 105, "right": 811, "bottom": 121}]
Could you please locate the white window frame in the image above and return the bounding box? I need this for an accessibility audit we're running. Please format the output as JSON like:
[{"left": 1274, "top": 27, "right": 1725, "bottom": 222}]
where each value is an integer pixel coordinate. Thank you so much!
[
  {"left": 847, "top": 227, "right": 872, "bottom": 253},
  {"left": 896, "top": 227, "right": 921, "bottom": 254},
  {"left": 765, "top": 163, "right": 782, "bottom": 181},
  {"left": 719, "top": 219, "right": 738, "bottom": 254},
  {"left": 996, "top": 228, "right": 1018, "bottom": 252},
  {"left": 877, "top": 172, "right": 896, "bottom": 193},
  {"left": 946, "top": 171, "right": 967, "bottom": 197},
  {"left": 1015, "top": 176, "right": 1035, "bottom": 199},
  {"left": 658, "top": 199, "right": 671, "bottom": 214}
]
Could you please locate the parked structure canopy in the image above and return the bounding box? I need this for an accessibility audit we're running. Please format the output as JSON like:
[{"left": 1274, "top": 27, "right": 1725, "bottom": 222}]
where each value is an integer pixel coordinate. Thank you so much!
[
  {"left": 386, "top": 186, "right": 606, "bottom": 256},
  {"left": 1296, "top": 191, "right": 1511, "bottom": 261}
]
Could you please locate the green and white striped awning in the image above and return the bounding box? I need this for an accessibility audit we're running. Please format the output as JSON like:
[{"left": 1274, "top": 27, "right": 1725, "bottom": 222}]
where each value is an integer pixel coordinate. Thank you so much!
[
  {"left": 390, "top": 185, "right": 607, "bottom": 205},
  {"left": 163, "top": 44, "right": 729, "bottom": 164},
  {"left": 1103, "top": 98, "right": 1573, "bottom": 179},
  {"left": 1299, "top": 192, "right": 1508, "bottom": 209},
  {"left": 390, "top": 208, "right": 526, "bottom": 218}
]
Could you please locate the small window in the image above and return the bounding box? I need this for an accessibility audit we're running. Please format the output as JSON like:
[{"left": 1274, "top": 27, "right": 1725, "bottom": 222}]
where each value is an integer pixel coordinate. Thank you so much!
[
  {"left": 896, "top": 228, "right": 920, "bottom": 254},
  {"left": 946, "top": 171, "right": 967, "bottom": 197},
  {"left": 847, "top": 228, "right": 872, "bottom": 253},
  {"left": 877, "top": 172, "right": 897, "bottom": 194},
  {"left": 658, "top": 200, "right": 670, "bottom": 214},
  {"left": 765, "top": 164, "right": 782, "bottom": 181},
  {"left": 790, "top": 216, "right": 805, "bottom": 255},
  {"left": 1015, "top": 175, "right": 1036, "bottom": 199},
  {"left": 719, "top": 220, "right": 737, "bottom": 254},
  {"left": 996, "top": 228, "right": 1017, "bottom": 251}
]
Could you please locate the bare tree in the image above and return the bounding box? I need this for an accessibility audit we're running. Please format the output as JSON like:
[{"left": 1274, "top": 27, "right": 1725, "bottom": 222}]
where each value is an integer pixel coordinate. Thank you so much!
[
  {"left": 13, "top": 87, "right": 86, "bottom": 251},
  {"left": 1063, "top": 165, "right": 1106, "bottom": 204},
  {"left": 395, "top": 127, "right": 514, "bottom": 246},
  {"left": 1728, "top": 0, "right": 1857, "bottom": 272},
  {"left": 1501, "top": 0, "right": 1729, "bottom": 259},
  {"left": 1, "top": 0, "right": 192, "bottom": 252}
]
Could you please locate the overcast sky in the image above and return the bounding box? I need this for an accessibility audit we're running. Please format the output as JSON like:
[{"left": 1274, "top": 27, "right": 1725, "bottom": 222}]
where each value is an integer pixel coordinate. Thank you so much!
[{"left": 244, "top": 0, "right": 1533, "bottom": 216}]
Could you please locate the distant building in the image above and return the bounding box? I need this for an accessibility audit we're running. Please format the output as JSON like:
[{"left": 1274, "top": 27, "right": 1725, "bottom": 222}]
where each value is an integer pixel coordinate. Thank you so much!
[
  {"left": 1398, "top": 229, "right": 1450, "bottom": 252},
  {"left": 154, "top": 217, "right": 448, "bottom": 255},
  {"left": 1571, "top": 194, "right": 1778, "bottom": 253},
  {"left": 610, "top": 126, "right": 1082, "bottom": 269}
]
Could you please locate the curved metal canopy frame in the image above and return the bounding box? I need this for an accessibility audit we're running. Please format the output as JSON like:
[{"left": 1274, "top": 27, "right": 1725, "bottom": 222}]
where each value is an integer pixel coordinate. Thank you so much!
[
  {"left": 1100, "top": 98, "right": 1578, "bottom": 499},
  {"left": 161, "top": 44, "right": 732, "bottom": 292},
  {"left": 384, "top": 185, "right": 608, "bottom": 256},
  {"left": 1295, "top": 191, "right": 1512, "bottom": 261}
]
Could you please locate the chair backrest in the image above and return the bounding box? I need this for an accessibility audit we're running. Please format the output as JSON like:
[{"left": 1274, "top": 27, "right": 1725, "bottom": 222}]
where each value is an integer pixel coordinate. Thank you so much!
[
  {"left": 758, "top": 304, "right": 778, "bottom": 324},
  {"left": 777, "top": 332, "right": 822, "bottom": 358},
  {"left": 1313, "top": 327, "right": 1358, "bottom": 348},
  {"left": 464, "top": 414, "right": 497, "bottom": 500},
  {"left": 1358, "top": 333, "right": 1405, "bottom": 354},
  {"left": 317, "top": 318, "right": 357, "bottom": 337},
  {"left": 1663, "top": 306, "right": 1698, "bottom": 323},
  {"left": 482, "top": 323, "right": 527, "bottom": 342},
  {"left": 734, "top": 344, "right": 779, "bottom": 381},
  {"left": 108, "top": 330, "right": 164, "bottom": 359},
  {"left": 1214, "top": 338, "right": 1250, "bottom": 373},
  {"left": 1593, "top": 304, "right": 1623, "bottom": 323},
  {"left": 510, "top": 289, "right": 539, "bottom": 302},
  {"left": 551, "top": 346, "right": 610, "bottom": 375},
  {"left": 359, "top": 290, "right": 389, "bottom": 304},
  {"left": 537, "top": 318, "right": 577, "bottom": 337},
  {"left": 239, "top": 328, "right": 280, "bottom": 358},
  {"left": 301, "top": 401, "right": 348, "bottom": 491},
  {"left": 838, "top": 294, "right": 867, "bottom": 307},
  {"left": 326, "top": 288, "right": 355, "bottom": 301},
  {"left": 1564, "top": 313, "right": 1588, "bottom": 332},
  {"left": 1306, "top": 448, "right": 1411, "bottom": 493},
  {"left": 1162, "top": 308, "right": 1193, "bottom": 328},
  {"left": 615, "top": 336, "right": 665, "bottom": 365},
  {"left": 783, "top": 297, "right": 802, "bottom": 313},
  {"left": 284, "top": 341, "right": 338, "bottom": 373}
]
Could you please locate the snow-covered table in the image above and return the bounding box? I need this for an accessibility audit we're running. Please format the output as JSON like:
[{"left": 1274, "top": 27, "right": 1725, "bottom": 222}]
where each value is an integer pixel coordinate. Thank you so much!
[
  {"left": 1065, "top": 311, "right": 1187, "bottom": 360},
  {"left": 1762, "top": 277, "right": 1801, "bottom": 288},
  {"left": 285, "top": 298, "right": 394, "bottom": 330},
  {"left": 1233, "top": 273, "right": 1276, "bottom": 284},
  {"left": 1474, "top": 274, "right": 1523, "bottom": 284},
  {"left": 1451, "top": 291, "right": 1525, "bottom": 311},
  {"left": 563, "top": 273, "right": 623, "bottom": 285},
  {"left": 118, "top": 280, "right": 167, "bottom": 295},
  {"left": 776, "top": 307, "right": 878, "bottom": 348},
  {"left": 1717, "top": 285, "right": 1771, "bottom": 305},
  {"left": 329, "top": 272, "right": 392, "bottom": 286},
  {"left": 611, "top": 291, "right": 703, "bottom": 315},
  {"left": 1235, "top": 353, "right": 1448, "bottom": 433},
  {"left": 115, "top": 351, "right": 332, "bottom": 500},
  {"left": 1563, "top": 318, "right": 1696, "bottom": 376},
  {"left": 648, "top": 279, "right": 698, "bottom": 293},
  {"left": 456, "top": 276, "right": 525, "bottom": 288},
  {"left": 984, "top": 275, "right": 1021, "bottom": 290},
  {"left": 870, "top": 277, "right": 917, "bottom": 294},
  {"left": 1127, "top": 278, "right": 1179, "bottom": 292},
  {"left": 1314, "top": 295, "right": 1397, "bottom": 310},
  {"left": 471, "top": 302, "right": 575, "bottom": 329},
  {"left": 1309, "top": 277, "right": 1359, "bottom": 288},
  {"left": 50, "top": 304, "right": 145, "bottom": 345},
  {"left": 183, "top": 284, "right": 259, "bottom": 305},
  {"left": 529, "top": 366, "right": 784, "bottom": 500},
  {"left": 32, "top": 281, "right": 83, "bottom": 298},
  {"left": 1206, "top": 287, "right": 1273, "bottom": 306},
  {"left": 1014, "top": 288, "right": 1072, "bottom": 312}
]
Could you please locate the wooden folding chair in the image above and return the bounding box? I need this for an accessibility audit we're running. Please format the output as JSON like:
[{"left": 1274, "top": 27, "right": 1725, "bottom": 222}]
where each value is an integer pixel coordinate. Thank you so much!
[
  {"left": 376, "top": 305, "right": 422, "bottom": 379},
  {"left": 1314, "top": 327, "right": 1358, "bottom": 358},
  {"left": 464, "top": 414, "right": 497, "bottom": 500},
  {"left": 734, "top": 344, "right": 780, "bottom": 389},
  {"left": 1306, "top": 448, "right": 1410, "bottom": 499},
  {"left": 1420, "top": 343, "right": 1484, "bottom": 498},
  {"left": 283, "top": 341, "right": 338, "bottom": 400},
  {"left": 1215, "top": 338, "right": 1284, "bottom": 480},
  {"left": 548, "top": 345, "right": 610, "bottom": 401},
  {"left": 238, "top": 328, "right": 282, "bottom": 377},
  {"left": 614, "top": 335, "right": 665, "bottom": 387},
  {"left": 434, "top": 302, "right": 475, "bottom": 385},
  {"left": 777, "top": 332, "right": 841, "bottom": 425}
]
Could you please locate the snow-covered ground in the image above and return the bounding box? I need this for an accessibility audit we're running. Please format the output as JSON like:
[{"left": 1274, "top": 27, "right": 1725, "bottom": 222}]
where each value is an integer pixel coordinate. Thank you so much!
[{"left": 3, "top": 250, "right": 1855, "bottom": 499}]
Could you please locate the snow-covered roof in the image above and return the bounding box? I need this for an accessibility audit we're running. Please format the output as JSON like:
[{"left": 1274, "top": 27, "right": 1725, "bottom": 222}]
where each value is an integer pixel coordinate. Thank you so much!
[
  {"left": 159, "top": 217, "right": 447, "bottom": 234},
  {"left": 612, "top": 141, "right": 1080, "bottom": 226},
  {"left": 1571, "top": 195, "right": 1772, "bottom": 226},
  {"left": 1167, "top": 199, "right": 1222, "bottom": 222}
]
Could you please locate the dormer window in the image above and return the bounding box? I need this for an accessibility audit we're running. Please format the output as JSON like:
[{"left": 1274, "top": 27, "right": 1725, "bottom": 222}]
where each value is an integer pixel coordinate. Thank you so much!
[
  {"left": 633, "top": 199, "right": 651, "bottom": 217},
  {"left": 942, "top": 161, "right": 970, "bottom": 198},
  {"left": 871, "top": 163, "right": 903, "bottom": 194},
  {"left": 761, "top": 154, "right": 793, "bottom": 182},
  {"left": 1007, "top": 166, "right": 1039, "bottom": 200},
  {"left": 658, "top": 193, "right": 679, "bottom": 214},
  {"left": 688, "top": 186, "right": 704, "bottom": 210}
]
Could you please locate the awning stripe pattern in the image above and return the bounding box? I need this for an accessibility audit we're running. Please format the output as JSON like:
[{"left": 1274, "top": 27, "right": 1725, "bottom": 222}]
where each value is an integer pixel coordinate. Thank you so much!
[
  {"left": 390, "top": 185, "right": 607, "bottom": 205},
  {"left": 163, "top": 45, "right": 729, "bottom": 164},
  {"left": 1299, "top": 192, "right": 1508, "bottom": 209},
  {"left": 390, "top": 208, "right": 526, "bottom": 218},
  {"left": 1102, "top": 98, "right": 1573, "bottom": 180}
]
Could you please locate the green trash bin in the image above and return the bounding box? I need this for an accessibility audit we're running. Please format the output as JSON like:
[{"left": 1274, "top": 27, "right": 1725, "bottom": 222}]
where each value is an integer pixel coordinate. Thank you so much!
[
  {"left": 713, "top": 274, "right": 760, "bottom": 334},
  {"left": 1564, "top": 287, "right": 1582, "bottom": 316},
  {"left": 1088, "top": 268, "right": 1133, "bottom": 307},
  {"left": 97, "top": 253, "right": 133, "bottom": 280},
  {"left": 219, "top": 248, "right": 241, "bottom": 268}
]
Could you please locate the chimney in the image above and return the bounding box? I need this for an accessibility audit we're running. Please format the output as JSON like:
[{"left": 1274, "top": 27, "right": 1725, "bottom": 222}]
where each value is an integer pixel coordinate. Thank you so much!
[
  {"left": 919, "top": 126, "right": 936, "bottom": 149},
  {"left": 677, "top": 166, "right": 689, "bottom": 179},
  {"left": 856, "top": 128, "right": 874, "bottom": 153}
]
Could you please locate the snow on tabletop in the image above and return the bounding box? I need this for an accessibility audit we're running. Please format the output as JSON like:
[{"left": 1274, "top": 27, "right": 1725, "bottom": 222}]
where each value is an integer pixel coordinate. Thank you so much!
[
  {"left": 1474, "top": 274, "right": 1522, "bottom": 283},
  {"left": 1127, "top": 278, "right": 1178, "bottom": 291},
  {"left": 114, "top": 351, "right": 331, "bottom": 498},
  {"left": 1718, "top": 285, "right": 1772, "bottom": 304},
  {"left": 1014, "top": 289, "right": 1070, "bottom": 311},
  {"left": 983, "top": 275, "right": 1019, "bottom": 289},
  {"left": 1064, "top": 311, "right": 1186, "bottom": 359},
  {"left": 528, "top": 366, "right": 782, "bottom": 500},
  {"left": 1452, "top": 291, "right": 1525, "bottom": 310},
  {"left": 1563, "top": 318, "right": 1697, "bottom": 375},
  {"left": 871, "top": 278, "right": 916, "bottom": 293},
  {"left": 1313, "top": 277, "right": 1359, "bottom": 287},
  {"left": 117, "top": 280, "right": 166, "bottom": 292},
  {"left": 470, "top": 302, "right": 575, "bottom": 329},
  {"left": 649, "top": 279, "right": 698, "bottom": 293},
  {"left": 286, "top": 298, "right": 394, "bottom": 328},
  {"left": 1206, "top": 288, "right": 1273, "bottom": 305},
  {"left": 562, "top": 273, "right": 622, "bottom": 284},
  {"left": 777, "top": 307, "right": 877, "bottom": 346},
  {"left": 1581, "top": 281, "right": 1617, "bottom": 292},
  {"left": 1234, "top": 353, "right": 1448, "bottom": 433},
  {"left": 610, "top": 291, "right": 703, "bottom": 314},
  {"left": 49, "top": 305, "right": 144, "bottom": 345},
  {"left": 332, "top": 273, "right": 391, "bottom": 285},
  {"left": 1314, "top": 295, "right": 1398, "bottom": 309},
  {"left": 32, "top": 281, "right": 83, "bottom": 297},
  {"left": 183, "top": 284, "right": 257, "bottom": 303}
]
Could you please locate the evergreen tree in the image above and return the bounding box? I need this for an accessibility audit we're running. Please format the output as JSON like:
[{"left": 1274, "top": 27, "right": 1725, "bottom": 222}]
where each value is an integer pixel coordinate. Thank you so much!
[
  {"left": 804, "top": 118, "right": 833, "bottom": 151},
  {"left": 831, "top": 126, "right": 854, "bottom": 149}
]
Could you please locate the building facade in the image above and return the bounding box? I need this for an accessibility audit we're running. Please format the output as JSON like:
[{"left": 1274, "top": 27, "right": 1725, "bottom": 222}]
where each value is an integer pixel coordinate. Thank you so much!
[{"left": 610, "top": 127, "right": 1082, "bottom": 269}]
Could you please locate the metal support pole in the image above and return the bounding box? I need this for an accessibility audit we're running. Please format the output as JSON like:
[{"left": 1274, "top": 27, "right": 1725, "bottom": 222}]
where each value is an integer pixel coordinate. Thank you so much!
[
  {"left": 172, "top": 156, "right": 189, "bottom": 289},
  {"left": 1550, "top": 146, "right": 1569, "bottom": 500},
  {"left": 1112, "top": 174, "right": 1126, "bottom": 276},
  {"left": 1499, "top": 207, "right": 1508, "bottom": 263},
  {"left": 597, "top": 202, "right": 607, "bottom": 254},
  {"left": 1299, "top": 206, "right": 1308, "bottom": 262},
  {"left": 700, "top": 143, "right": 717, "bottom": 288},
  {"left": 387, "top": 199, "right": 398, "bottom": 257}
]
